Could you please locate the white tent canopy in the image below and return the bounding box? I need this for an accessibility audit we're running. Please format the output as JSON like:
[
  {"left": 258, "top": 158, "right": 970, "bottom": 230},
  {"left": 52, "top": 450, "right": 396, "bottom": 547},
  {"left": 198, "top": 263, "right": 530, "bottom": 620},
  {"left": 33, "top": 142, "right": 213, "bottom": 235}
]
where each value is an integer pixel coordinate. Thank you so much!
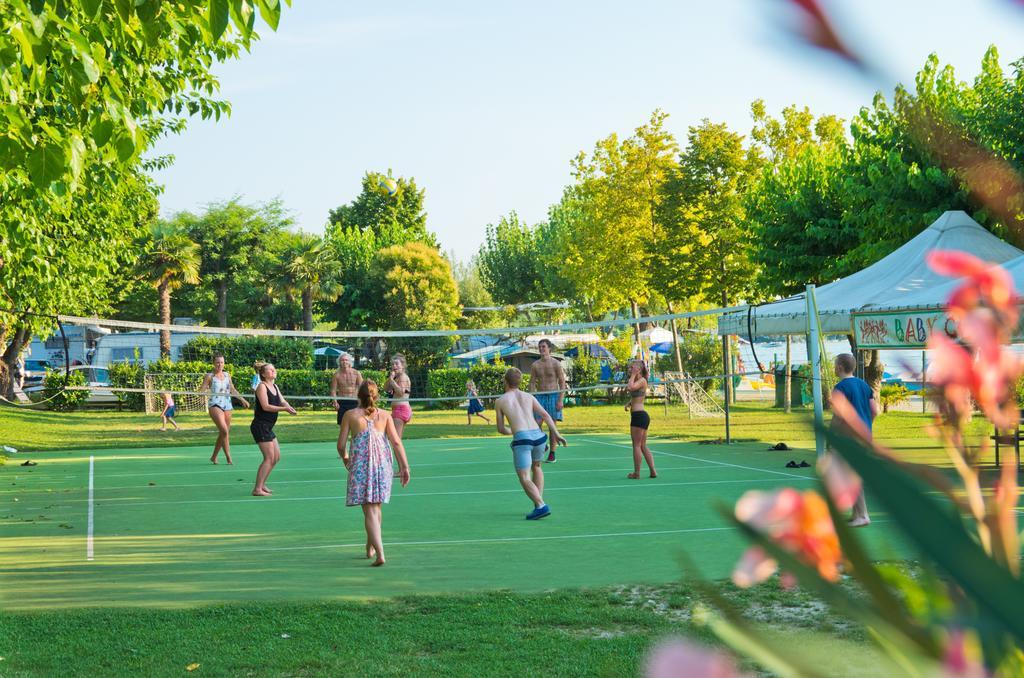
[
  {"left": 717, "top": 211, "right": 1024, "bottom": 336},
  {"left": 861, "top": 252, "right": 1024, "bottom": 313}
]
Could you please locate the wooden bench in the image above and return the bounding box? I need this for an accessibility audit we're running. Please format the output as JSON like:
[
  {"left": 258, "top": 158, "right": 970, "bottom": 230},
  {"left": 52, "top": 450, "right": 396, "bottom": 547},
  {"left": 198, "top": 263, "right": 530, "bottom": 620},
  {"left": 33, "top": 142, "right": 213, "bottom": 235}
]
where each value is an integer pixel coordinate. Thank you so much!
[{"left": 991, "top": 423, "right": 1022, "bottom": 469}]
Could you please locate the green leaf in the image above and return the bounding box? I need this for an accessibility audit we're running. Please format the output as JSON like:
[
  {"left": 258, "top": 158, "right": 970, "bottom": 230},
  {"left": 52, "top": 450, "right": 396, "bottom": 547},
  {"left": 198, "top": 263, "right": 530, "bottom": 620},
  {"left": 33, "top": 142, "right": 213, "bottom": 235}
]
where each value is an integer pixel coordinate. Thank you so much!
[
  {"left": 69, "top": 133, "right": 86, "bottom": 181},
  {"left": 10, "top": 23, "right": 36, "bottom": 67},
  {"left": 92, "top": 119, "right": 114, "bottom": 147},
  {"left": 115, "top": 134, "right": 135, "bottom": 162},
  {"left": 80, "top": 0, "right": 104, "bottom": 19},
  {"left": 135, "top": 0, "right": 161, "bottom": 23},
  {"left": 825, "top": 427, "right": 1024, "bottom": 644},
  {"left": 27, "top": 144, "right": 68, "bottom": 188},
  {"left": 208, "top": 0, "right": 230, "bottom": 40},
  {"left": 255, "top": 0, "right": 279, "bottom": 30},
  {"left": 113, "top": 0, "right": 132, "bottom": 23},
  {"left": 0, "top": 136, "right": 25, "bottom": 170}
]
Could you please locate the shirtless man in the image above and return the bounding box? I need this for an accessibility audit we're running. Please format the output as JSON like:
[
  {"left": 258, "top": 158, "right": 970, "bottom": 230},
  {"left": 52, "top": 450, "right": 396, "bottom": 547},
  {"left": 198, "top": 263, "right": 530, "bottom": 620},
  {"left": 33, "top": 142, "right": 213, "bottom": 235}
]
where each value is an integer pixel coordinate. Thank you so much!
[
  {"left": 528, "top": 338, "right": 567, "bottom": 463},
  {"left": 331, "top": 353, "right": 363, "bottom": 436},
  {"left": 495, "top": 368, "right": 567, "bottom": 520}
]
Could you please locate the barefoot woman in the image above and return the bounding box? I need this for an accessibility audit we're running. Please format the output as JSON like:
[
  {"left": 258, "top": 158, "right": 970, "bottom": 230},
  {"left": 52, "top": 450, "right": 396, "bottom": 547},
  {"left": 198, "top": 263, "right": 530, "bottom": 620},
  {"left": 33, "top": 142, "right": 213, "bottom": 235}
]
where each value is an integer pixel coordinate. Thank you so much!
[
  {"left": 625, "top": 360, "right": 657, "bottom": 479},
  {"left": 385, "top": 353, "right": 413, "bottom": 439},
  {"left": 250, "top": 363, "right": 296, "bottom": 496},
  {"left": 339, "top": 380, "right": 410, "bottom": 566},
  {"left": 200, "top": 354, "right": 249, "bottom": 464}
]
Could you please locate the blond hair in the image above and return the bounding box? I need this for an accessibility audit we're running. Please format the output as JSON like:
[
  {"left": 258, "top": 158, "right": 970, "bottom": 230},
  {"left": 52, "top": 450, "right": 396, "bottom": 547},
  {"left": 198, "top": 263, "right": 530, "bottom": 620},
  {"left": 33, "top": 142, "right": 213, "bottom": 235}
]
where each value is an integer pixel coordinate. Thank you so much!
[
  {"left": 504, "top": 368, "right": 522, "bottom": 388},
  {"left": 358, "top": 380, "right": 379, "bottom": 416}
]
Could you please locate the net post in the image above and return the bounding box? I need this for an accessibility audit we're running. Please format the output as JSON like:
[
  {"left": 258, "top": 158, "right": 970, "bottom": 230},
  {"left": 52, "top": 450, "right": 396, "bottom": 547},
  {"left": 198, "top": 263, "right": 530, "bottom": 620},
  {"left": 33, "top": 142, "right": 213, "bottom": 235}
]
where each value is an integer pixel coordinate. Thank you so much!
[{"left": 806, "top": 285, "right": 825, "bottom": 457}]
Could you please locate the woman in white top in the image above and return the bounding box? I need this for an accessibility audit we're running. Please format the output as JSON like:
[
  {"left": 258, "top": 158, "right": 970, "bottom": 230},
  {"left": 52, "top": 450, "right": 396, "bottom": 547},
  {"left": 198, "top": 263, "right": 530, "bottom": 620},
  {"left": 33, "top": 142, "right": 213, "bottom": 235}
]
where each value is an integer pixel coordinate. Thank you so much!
[{"left": 200, "top": 353, "right": 249, "bottom": 464}]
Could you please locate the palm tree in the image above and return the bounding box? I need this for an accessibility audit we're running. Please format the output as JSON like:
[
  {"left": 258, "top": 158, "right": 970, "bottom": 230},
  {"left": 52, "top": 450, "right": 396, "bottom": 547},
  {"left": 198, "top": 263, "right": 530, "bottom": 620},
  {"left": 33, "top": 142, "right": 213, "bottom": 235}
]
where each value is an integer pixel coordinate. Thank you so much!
[
  {"left": 137, "top": 222, "right": 201, "bottom": 357},
  {"left": 285, "top": 234, "right": 343, "bottom": 332}
]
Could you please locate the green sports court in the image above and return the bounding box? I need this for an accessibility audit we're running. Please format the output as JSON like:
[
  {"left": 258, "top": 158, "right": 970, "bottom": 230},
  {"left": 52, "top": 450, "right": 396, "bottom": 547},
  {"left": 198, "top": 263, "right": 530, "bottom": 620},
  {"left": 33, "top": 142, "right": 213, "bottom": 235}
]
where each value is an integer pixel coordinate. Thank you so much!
[{"left": 2, "top": 424, "right": 915, "bottom": 611}]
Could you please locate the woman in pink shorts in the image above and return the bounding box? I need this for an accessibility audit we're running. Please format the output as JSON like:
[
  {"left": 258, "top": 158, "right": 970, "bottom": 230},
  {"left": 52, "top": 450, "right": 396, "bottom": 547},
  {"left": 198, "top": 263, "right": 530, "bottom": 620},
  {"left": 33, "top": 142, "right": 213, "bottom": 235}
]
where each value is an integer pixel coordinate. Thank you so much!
[{"left": 385, "top": 353, "right": 412, "bottom": 438}]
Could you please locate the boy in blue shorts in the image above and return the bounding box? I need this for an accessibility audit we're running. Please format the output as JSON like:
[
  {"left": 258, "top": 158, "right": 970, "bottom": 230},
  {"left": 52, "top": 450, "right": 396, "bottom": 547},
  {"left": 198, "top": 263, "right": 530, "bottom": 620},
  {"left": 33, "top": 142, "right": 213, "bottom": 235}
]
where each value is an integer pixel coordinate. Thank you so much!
[
  {"left": 831, "top": 353, "right": 878, "bottom": 528},
  {"left": 495, "top": 368, "right": 567, "bottom": 519}
]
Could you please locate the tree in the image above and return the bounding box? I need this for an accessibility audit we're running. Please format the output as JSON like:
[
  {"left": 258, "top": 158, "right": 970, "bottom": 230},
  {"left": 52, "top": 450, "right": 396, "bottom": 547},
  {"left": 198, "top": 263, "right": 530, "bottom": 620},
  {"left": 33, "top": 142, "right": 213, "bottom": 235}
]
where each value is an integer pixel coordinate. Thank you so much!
[
  {"left": 285, "top": 234, "right": 343, "bottom": 332},
  {"left": 658, "top": 120, "right": 764, "bottom": 308},
  {"left": 477, "top": 212, "right": 546, "bottom": 306},
  {"left": 447, "top": 253, "right": 504, "bottom": 329},
  {"left": 0, "top": 0, "right": 283, "bottom": 390},
  {"left": 324, "top": 172, "right": 440, "bottom": 329},
  {"left": 547, "top": 110, "right": 678, "bottom": 318},
  {"left": 364, "top": 242, "right": 460, "bottom": 370},
  {"left": 136, "top": 223, "right": 201, "bottom": 358},
  {"left": 745, "top": 101, "right": 855, "bottom": 297},
  {"left": 181, "top": 199, "right": 292, "bottom": 326}
]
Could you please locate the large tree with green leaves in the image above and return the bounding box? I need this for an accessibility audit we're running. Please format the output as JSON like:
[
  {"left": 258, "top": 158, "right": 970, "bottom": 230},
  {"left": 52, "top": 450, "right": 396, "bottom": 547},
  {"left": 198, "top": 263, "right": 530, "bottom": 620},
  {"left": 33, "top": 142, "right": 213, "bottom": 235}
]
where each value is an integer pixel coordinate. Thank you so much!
[
  {"left": 477, "top": 212, "right": 547, "bottom": 306},
  {"left": 364, "top": 242, "right": 460, "bottom": 371},
  {"left": 179, "top": 199, "right": 292, "bottom": 326},
  {"left": 744, "top": 101, "right": 854, "bottom": 297},
  {"left": 136, "top": 223, "right": 201, "bottom": 358},
  {"left": 285, "top": 234, "right": 343, "bottom": 332},
  {"left": 658, "top": 120, "right": 764, "bottom": 308},
  {"left": 324, "top": 172, "right": 439, "bottom": 329},
  {"left": 0, "top": 0, "right": 284, "bottom": 388},
  {"left": 545, "top": 110, "right": 678, "bottom": 318}
]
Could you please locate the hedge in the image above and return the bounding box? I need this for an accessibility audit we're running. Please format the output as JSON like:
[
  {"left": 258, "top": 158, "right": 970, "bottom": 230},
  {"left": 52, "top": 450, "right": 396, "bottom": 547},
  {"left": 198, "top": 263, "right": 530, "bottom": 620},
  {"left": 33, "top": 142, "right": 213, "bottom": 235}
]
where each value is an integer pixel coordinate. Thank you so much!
[
  {"left": 43, "top": 370, "right": 89, "bottom": 411},
  {"left": 428, "top": 364, "right": 531, "bottom": 409},
  {"left": 108, "top": 361, "right": 146, "bottom": 411},
  {"left": 179, "top": 336, "right": 313, "bottom": 370}
]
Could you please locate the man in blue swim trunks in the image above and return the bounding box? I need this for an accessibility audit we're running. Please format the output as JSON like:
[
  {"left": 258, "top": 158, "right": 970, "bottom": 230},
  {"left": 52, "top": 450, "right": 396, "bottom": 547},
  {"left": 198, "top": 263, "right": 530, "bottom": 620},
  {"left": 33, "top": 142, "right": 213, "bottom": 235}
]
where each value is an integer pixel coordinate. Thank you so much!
[
  {"left": 529, "top": 338, "right": 567, "bottom": 463},
  {"left": 495, "top": 367, "right": 567, "bottom": 520}
]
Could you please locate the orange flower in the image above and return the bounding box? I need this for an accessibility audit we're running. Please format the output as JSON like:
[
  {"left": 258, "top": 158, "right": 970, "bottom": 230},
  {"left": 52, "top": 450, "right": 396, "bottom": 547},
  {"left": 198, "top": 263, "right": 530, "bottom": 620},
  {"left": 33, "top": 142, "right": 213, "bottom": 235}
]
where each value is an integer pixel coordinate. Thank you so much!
[{"left": 732, "top": 489, "right": 842, "bottom": 587}]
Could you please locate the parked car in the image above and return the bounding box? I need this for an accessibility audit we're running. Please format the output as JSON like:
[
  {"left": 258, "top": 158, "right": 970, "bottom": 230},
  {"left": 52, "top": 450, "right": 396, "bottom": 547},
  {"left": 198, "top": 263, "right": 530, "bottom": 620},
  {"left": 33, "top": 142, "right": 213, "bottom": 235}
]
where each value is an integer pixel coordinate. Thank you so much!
[
  {"left": 23, "top": 359, "right": 52, "bottom": 386},
  {"left": 23, "top": 365, "right": 118, "bottom": 405}
]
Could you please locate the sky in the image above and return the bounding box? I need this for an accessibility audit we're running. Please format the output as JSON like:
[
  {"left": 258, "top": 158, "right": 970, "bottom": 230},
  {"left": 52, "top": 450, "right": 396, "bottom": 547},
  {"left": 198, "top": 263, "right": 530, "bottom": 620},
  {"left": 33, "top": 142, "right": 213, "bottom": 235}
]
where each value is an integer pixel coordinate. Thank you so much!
[{"left": 148, "top": 0, "right": 1024, "bottom": 262}]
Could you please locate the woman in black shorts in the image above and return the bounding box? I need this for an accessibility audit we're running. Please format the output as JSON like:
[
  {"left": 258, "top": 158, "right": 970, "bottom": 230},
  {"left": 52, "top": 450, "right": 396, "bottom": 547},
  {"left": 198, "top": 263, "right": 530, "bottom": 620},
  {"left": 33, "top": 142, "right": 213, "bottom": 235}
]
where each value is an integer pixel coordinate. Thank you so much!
[
  {"left": 251, "top": 363, "right": 297, "bottom": 497},
  {"left": 625, "top": 360, "right": 657, "bottom": 479}
]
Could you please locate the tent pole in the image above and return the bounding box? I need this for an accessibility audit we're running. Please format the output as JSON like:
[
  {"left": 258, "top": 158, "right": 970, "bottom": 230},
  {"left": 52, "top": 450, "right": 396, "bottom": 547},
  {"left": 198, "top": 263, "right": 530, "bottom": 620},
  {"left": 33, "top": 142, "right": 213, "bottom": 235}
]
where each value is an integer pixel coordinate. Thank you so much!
[
  {"left": 722, "top": 333, "right": 731, "bottom": 444},
  {"left": 922, "top": 350, "right": 927, "bottom": 414},
  {"left": 784, "top": 335, "right": 792, "bottom": 414},
  {"left": 806, "top": 285, "right": 825, "bottom": 457}
]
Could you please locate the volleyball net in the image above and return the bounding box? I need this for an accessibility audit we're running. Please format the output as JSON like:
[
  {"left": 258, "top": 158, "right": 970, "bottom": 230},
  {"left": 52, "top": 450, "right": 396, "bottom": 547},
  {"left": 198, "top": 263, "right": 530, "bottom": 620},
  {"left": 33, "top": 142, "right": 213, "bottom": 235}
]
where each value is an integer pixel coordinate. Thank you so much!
[{"left": 17, "top": 307, "right": 829, "bottom": 416}]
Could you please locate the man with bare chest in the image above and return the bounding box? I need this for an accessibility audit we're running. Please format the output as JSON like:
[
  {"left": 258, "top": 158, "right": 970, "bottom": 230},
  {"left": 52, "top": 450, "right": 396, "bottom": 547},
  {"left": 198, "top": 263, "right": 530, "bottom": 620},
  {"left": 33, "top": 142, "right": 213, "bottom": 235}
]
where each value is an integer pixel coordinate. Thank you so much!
[
  {"left": 528, "top": 338, "right": 567, "bottom": 462},
  {"left": 331, "top": 353, "right": 363, "bottom": 428}
]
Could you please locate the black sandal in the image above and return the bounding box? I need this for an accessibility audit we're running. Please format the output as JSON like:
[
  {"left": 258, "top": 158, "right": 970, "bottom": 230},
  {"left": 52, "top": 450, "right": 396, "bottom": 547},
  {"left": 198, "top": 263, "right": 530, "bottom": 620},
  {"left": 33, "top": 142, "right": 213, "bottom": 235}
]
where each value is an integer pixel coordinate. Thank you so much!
[{"left": 785, "top": 460, "right": 798, "bottom": 468}]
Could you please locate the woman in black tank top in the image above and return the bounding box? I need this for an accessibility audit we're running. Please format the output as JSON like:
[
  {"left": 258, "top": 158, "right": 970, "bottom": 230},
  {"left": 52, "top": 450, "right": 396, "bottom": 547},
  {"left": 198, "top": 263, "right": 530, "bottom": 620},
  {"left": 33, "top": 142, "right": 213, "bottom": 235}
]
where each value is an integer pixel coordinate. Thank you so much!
[{"left": 250, "top": 363, "right": 297, "bottom": 497}]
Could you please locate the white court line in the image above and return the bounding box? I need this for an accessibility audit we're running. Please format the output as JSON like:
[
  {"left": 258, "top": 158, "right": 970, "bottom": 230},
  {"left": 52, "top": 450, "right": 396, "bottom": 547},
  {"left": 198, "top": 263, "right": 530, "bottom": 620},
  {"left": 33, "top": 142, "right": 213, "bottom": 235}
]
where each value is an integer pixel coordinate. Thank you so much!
[
  {"left": 68, "top": 465, "right": 717, "bottom": 493},
  {"left": 580, "top": 438, "right": 813, "bottom": 481},
  {"left": 73, "top": 455, "right": 629, "bottom": 481},
  {"left": 91, "top": 477, "right": 813, "bottom": 509},
  {"left": 87, "top": 455, "right": 94, "bottom": 562},
  {"left": 212, "top": 525, "right": 737, "bottom": 554}
]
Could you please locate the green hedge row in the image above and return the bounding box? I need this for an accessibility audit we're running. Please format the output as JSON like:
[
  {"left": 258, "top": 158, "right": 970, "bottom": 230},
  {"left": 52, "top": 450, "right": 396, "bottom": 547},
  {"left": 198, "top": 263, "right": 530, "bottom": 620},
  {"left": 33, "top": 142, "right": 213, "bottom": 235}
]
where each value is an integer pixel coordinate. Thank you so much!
[
  {"left": 179, "top": 336, "right": 313, "bottom": 370},
  {"left": 428, "top": 364, "right": 531, "bottom": 410}
]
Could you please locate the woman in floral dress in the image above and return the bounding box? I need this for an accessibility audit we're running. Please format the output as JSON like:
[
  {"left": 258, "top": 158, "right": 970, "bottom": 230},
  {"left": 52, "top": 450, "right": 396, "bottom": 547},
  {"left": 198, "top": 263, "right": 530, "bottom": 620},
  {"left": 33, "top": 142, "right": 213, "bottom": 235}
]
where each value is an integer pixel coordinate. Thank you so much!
[{"left": 339, "top": 380, "right": 411, "bottom": 566}]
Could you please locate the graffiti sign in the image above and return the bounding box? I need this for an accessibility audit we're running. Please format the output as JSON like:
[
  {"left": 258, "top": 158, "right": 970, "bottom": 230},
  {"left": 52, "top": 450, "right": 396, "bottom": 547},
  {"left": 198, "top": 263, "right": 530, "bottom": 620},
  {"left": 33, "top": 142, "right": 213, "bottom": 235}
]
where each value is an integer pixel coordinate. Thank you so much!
[{"left": 853, "top": 310, "right": 956, "bottom": 349}]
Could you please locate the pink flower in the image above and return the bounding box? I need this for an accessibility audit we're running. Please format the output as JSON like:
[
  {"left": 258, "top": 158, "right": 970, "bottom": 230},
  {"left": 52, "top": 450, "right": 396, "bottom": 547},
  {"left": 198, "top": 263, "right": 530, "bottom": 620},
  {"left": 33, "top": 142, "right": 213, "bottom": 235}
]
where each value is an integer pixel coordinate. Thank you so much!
[
  {"left": 732, "top": 489, "right": 842, "bottom": 587},
  {"left": 927, "top": 250, "right": 1018, "bottom": 324},
  {"left": 645, "top": 639, "right": 741, "bottom": 678},
  {"left": 942, "top": 630, "right": 986, "bottom": 678},
  {"left": 817, "top": 451, "right": 861, "bottom": 512}
]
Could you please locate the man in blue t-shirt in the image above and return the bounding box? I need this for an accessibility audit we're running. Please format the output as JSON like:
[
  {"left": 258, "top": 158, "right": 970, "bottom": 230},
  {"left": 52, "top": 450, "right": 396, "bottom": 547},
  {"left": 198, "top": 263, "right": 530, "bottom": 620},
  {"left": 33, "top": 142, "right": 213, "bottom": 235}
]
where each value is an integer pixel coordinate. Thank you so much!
[{"left": 831, "top": 353, "right": 878, "bottom": 528}]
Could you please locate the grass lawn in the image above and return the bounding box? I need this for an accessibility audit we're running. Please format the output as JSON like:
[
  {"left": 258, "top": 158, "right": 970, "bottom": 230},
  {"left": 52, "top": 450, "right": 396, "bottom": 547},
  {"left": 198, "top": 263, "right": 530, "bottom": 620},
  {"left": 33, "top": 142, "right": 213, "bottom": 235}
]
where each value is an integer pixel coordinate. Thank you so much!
[{"left": 0, "top": 401, "right": 999, "bottom": 675}]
